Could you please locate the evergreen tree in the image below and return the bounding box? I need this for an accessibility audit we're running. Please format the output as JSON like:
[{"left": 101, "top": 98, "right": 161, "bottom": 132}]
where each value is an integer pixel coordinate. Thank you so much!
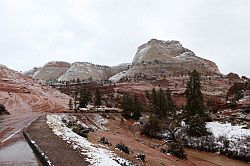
[
  {"left": 157, "top": 88, "right": 166, "bottom": 119},
  {"left": 68, "top": 99, "right": 73, "bottom": 110},
  {"left": 122, "top": 94, "right": 133, "bottom": 118},
  {"left": 94, "top": 87, "right": 102, "bottom": 107},
  {"left": 73, "top": 92, "right": 78, "bottom": 111},
  {"left": 151, "top": 88, "right": 158, "bottom": 114},
  {"left": 145, "top": 90, "right": 150, "bottom": 100},
  {"left": 132, "top": 97, "right": 142, "bottom": 120},
  {"left": 185, "top": 69, "right": 208, "bottom": 137},
  {"left": 150, "top": 88, "right": 166, "bottom": 119},
  {"left": 79, "top": 89, "right": 88, "bottom": 108},
  {"left": 77, "top": 78, "right": 80, "bottom": 84},
  {"left": 165, "top": 88, "right": 176, "bottom": 115},
  {"left": 141, "top": 114, "right": 161, "bottom": 138}
]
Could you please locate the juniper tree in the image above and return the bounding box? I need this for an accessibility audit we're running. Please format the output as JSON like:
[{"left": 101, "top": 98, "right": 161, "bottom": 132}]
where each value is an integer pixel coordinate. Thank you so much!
[{"left": 185, "top": 69, "right": 208, "bottom": 137}]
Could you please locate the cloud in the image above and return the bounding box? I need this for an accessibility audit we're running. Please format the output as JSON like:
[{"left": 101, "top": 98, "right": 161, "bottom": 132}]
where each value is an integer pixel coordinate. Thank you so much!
[{"left": 0, "top": 0, "right": 249, "bottom": 77}]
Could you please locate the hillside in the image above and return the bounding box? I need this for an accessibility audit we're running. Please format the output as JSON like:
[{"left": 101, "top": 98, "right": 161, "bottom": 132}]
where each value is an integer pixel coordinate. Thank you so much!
[{"left": 0, "top": 65, "right": 71, "bottom": 114}]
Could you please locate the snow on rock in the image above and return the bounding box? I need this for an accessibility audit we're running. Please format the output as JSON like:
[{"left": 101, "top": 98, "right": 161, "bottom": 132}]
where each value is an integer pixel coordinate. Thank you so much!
[
  {"left": 47, "top": 115, "right": 132, "bottom": 166},
  {"left": 109, "top": 71, "right": 127, "bottom": 82},
  {"left": 206, "top": 122, "right": 250, "bottom": 141},
  {"left": 175, "top": 52, "right": 198, "bottom": 61},
  {"left": 93, "top": 114, "right": 108, "bottom": 126},
  {"left": 58, "top": 62, "right": 108, "bottom": 81},
  {"left": 132, "top": 44, "right": 151, "bottom": 64}
]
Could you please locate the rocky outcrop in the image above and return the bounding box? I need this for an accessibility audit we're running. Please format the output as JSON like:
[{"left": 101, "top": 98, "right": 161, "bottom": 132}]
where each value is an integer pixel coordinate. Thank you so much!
[
  {"left": 226, "top": 73, "right": 240, "bottom": 81},
  {"left": 28, "top": 61, "right": 71, "bottom": 81},
  {"left": 110, "top": 39, "right": 221, "bottom": 82},
  {"left": 106, "top": 63, "right": 131, "bottom": 79},
  {"left": 25, "top": 67, "right": 42, "bottom": 77},
  {"left": 58, "top": 62, "right": 110, "bottom": 81},
  {"left": 25, "top": 61, "right": 131, "bottom": 82}
]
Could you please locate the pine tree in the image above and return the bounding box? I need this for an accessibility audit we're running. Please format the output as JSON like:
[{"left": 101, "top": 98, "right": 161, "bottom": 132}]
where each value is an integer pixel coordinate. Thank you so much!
[
  {"left": 94, "top": 87, "right": 102, "bottom": 107},
  {"left": 152, "top": 88, "right": 158, "bottom": 114},
  {"left": 165, "top": 88, "right": 176, "bottom": 115},
  {"left": 185, "top": 69, "right": 208, "bottom": 137},
  {"left": 151, "top": 88, "right": 166, "bottom": 119},
  {"left": 122, "top": 94, "right": 132, "bottom": 118},
  {"left": 132, "top": 97, "right": 142, "bottom": 120},
  {"left": 157, "top": 88, "right": 166, "bottom": 119},
  {"left": 145, "top": 90, "right": 150, "bottom": 100},
  {"left": 68, "top": 99, "right": 73, "bottom": 110},
  {"left": 77, "top": 78, "right": 80, "bottom": 84},
  {"left": 122, "top": 95, "right": 128, "bottom": 115},
  {"left": 79, "top": 89, "right": 88, "bottom": 108},
  {"left": 74, "top": 92, "right": 78, "bottom": 111},
  {"left": 141, "top": 114, "right": 161, "bottom": 138}
]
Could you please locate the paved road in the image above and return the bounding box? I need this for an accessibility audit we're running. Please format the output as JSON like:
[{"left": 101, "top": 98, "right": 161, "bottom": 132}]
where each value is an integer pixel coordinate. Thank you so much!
[{"left": 0, "top": 112, "right": 42, "bottom": 166}]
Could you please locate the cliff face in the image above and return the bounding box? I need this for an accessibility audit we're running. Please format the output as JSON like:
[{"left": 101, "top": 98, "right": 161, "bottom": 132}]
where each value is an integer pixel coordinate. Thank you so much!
[{"left": 110, "top": 39, "right": 221, "bottom": 82}]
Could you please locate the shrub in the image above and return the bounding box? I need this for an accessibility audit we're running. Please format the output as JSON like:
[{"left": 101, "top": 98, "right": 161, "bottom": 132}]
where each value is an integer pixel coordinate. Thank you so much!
[
  {"left": 99, "top": 137, "right": 112, "bottom": 146},
  {"left": 141, "top": 115, "right": 161, "bottom": 138},
  {"left": 72, "top": 125, "right": 89, "bottom": 138},
  {"left": 0, "top": 104, "right": 9, "bottom": 115},
  {"left": 136, "top": 153, "right": 145, "bottom": 161},
  {"left": 187, "top": 116, "right": 210, "bottom": 137},
  {"left": 115, "top": 142, "right": 130, "bottom": 154},
  {"left": 161, "top": 142, "right": 187, "bottom": 160}
]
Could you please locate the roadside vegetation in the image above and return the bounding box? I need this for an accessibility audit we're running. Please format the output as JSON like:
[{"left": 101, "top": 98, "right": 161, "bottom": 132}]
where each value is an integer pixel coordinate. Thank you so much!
[{"left": 120, "top": 69, "right": 249, "bottom": 161}]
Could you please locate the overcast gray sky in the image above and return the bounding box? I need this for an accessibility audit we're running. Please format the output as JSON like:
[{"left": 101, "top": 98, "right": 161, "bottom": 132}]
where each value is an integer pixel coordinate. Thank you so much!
[{"left": 0, "top": 0, "right": 249, "bottom": 77}]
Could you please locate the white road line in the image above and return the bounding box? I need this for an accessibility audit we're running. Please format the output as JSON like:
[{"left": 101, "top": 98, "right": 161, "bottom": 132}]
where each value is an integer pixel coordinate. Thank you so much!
[
  {"left": 1, "top": 128, "right": 23, "bottom": 143},
  {"left": 1, "top": 116, "right": 38, "bottom": 143}
]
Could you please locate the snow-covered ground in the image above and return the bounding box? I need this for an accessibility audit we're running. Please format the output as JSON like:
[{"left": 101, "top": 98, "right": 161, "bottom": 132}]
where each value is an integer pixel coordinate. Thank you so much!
[
  {"left": 47, "top": 115, "right": 132, "bottom": 166},
  {"left": 93, "top": 114, "right": 108, "bottom": 131},
  {"left": 173, "top": 121, "right": 250, "bottom": 161},
  {"left": 206, "top": 122, "right": 250, "bottom": 154},
  {"left": 206, "top": 122, "right": 250, "bottom": 141}
]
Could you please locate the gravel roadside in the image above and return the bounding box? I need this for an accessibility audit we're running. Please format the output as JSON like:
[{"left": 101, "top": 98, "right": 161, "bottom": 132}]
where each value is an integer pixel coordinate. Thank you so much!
[{"left": 26, "top": 115, "right": 90, "bottom": 166}]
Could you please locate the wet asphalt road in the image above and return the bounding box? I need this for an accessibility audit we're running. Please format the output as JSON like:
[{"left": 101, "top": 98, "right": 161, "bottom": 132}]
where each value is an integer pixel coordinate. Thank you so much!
[{"left": 0, "top": 112, "right": 42, "bottom": 166}]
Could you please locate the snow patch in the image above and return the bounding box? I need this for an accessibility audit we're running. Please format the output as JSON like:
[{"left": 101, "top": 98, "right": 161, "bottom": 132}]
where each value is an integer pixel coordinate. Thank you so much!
[
  {"left": 175, "top": 52, "right": 197, "bottom": 61},
  {"left": 206, "top": 122, "right": 250, "bottom": 141},
  {"left": 109, "top": 71, "right": 127, "bottom": 82}
]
